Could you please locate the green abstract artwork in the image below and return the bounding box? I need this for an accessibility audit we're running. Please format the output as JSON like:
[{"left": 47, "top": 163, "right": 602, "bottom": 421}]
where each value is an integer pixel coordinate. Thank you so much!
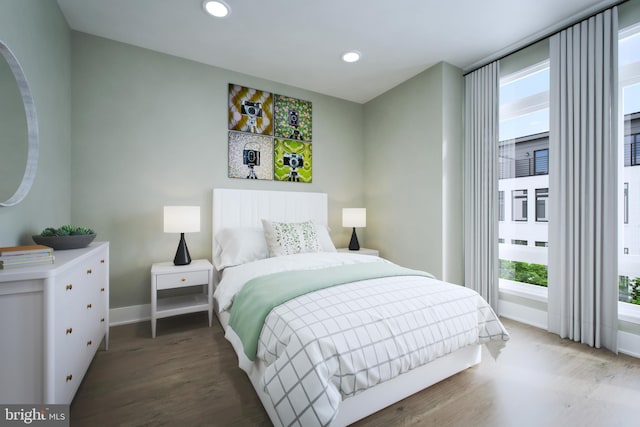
[{"left": 274, "top": 139, "right": 312, "bottom": 183}]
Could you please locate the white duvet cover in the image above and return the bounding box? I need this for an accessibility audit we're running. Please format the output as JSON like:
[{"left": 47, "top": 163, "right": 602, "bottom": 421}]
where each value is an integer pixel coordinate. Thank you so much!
[{"left": 216, "top": 253, "right": 509, "bottom": 427}]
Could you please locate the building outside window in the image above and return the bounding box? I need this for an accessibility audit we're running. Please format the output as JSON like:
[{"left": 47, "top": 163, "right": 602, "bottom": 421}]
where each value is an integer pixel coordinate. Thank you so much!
[
  {"left": 536, "top": 188, "right": 549, "bottom": 222},
  {"left": 624, "top": 183, "right": 629, "bottom": 224},
  {"left": 512, "top": 190, "right": 528, "bottom": 222},
  {"left": 499, "top": 191, "right": 505, "bottom": 221},
  {"left": 627, "top": 132, "right": 640, "bottom": 166},
  {"left": 534, "top": 149, "right": 549, "bottom": 175}
]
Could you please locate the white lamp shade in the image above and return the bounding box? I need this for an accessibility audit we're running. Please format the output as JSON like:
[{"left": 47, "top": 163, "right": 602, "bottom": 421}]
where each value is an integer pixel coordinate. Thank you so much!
[
  {"left": 164, "top": 206, "right": 200, "bottom": 233},
  {"left": 342, "top": 208, "right": 366, "bottom": 228}
]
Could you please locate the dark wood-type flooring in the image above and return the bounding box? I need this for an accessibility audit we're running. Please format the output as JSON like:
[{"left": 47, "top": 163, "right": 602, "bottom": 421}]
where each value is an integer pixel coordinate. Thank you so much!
[{"left": 71, "top": 315, "right": 640, "bottom": 427}]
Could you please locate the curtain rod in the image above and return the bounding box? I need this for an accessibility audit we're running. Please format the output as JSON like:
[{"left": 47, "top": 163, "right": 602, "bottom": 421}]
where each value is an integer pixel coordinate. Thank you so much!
[{"left": 462, "top": 0, "right": 628, "bottom": 75}]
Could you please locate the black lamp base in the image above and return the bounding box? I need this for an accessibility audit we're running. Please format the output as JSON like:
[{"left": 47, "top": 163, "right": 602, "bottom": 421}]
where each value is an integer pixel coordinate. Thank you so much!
[
  {"left": 348, "top": 227, "right": 360, "bottom": 251},
  {"left": 173, "top": 233, "right": 192, "bottom": 265}
]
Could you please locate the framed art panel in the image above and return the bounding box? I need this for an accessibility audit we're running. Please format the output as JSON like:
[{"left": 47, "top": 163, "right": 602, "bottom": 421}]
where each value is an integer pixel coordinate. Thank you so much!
[
  {"left": 274, "top": 95, "right": 312, "bottom": 141},
  {"left": 274, "top": 139, "right": 312, "bottom": 183},
  {"left": 228, "top": 84, "right": 274, "bottom": 135},
  {"left": 228, "top": 132, "right": 274, "bottom": 180}
]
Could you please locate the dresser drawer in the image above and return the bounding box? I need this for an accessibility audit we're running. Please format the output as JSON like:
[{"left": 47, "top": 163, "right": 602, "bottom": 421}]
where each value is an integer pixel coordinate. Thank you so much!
[{"left": 156, "top": 270, "right": 209, "bottom": 290}]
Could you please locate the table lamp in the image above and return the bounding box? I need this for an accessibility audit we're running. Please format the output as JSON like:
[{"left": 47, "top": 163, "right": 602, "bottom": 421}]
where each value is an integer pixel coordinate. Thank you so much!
[
  {"left": 164, "top": 206, "right": 200, "bottom": 265},
  {"left": 342, "top": 208, "right": 366, "bottom": 251}
]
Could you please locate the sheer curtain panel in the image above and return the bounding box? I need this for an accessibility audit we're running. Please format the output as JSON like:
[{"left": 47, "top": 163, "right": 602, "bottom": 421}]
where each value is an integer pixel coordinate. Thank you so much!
[
  {"left": 548, "top": 7, "right": 619, "bottom": 352},
  {"left": 464, "top": 62, "right": 500, "bottom": 312}
]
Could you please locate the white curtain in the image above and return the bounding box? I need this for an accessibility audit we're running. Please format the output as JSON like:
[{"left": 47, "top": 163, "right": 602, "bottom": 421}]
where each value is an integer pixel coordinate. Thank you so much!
[
  {"left": 464, "top": 62, "right": 500, "bottom": 312},
  {"left": 548, "top": 7, "right": 619, "bottom": 352}
]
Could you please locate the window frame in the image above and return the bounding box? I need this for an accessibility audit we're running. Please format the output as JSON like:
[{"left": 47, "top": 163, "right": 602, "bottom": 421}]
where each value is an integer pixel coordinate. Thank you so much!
[{"left": 512, "top": 189, "right": 528, "bottom": 222}]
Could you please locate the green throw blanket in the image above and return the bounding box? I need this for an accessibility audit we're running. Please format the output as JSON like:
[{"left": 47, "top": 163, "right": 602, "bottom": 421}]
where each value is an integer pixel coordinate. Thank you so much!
[{"left": 228, "top": 262, "right": 435, "bottom": 361}]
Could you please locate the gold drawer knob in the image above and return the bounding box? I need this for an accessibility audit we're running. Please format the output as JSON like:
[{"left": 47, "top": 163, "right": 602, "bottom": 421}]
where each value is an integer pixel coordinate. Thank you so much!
[
  {"left": 86, "top": 340, "right": 92, "bottom": 346},
  {"left": 87, "top": 269, "right": 92, "bottom": 274},
  {"left": 100, "top": 259, "right": 105, "bottom": 264},
  {"left": 101, "top": 288, "right": 105, "bottom": 292},
  {"left": 100, "top": 318, "right": 105, "bottom": 322},
  {"left": 65, "top": 328, "right": 73, "bottom": 335},
  {"left": 66, "top": 284, "right": 73, "bottom": 291},
  {"left": 66, "top": 374, "right": 73, "bottom": 382},
  {"left": 181, "top": 277, "right": 187, "bottom": 282},
  {"left": 86, "top": 303, "right": 92, "bottom": 309}
]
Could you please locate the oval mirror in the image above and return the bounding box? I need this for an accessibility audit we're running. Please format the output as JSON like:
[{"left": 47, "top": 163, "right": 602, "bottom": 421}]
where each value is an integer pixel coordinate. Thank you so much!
[{"left": 0, "top": 40, "right": 38, "bottom": 207}]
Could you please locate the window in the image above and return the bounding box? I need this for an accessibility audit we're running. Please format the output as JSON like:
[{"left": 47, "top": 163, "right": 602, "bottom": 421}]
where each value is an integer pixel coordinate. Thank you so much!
[
  {"left": 536, "top": 188, "right": 549, "bottom": 222},
  {"left": 534, "top": 149, "right": 549, "bottom": 175},
  {"left": 624, "top": 183, "right": 629, "bottom": 224},
  {"left": 632, "top": 134, "right": 640, "bottom": 166},
  {"left": 499, "top": 60, "right": 549, "bottom": 288},
  {"left": 619, "top": 24, "right": 640, "bottom": 304},
  {"left": 498, "top": 238, "right": 505, "bottom": 244},
  {"left": 512, "top": 189, "right": 528, "bottom": 222}
]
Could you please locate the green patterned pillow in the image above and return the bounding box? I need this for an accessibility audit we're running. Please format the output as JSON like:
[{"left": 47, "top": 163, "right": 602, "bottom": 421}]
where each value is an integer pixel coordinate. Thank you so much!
[{"left": 261, "top": 220, "right": 321, "bottom": 257}]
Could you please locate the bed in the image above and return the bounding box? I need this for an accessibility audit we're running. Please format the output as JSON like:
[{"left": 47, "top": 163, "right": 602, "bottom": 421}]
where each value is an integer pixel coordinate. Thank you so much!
[{"left": 211, "top": 188, "right": 509, "bottom": 427}]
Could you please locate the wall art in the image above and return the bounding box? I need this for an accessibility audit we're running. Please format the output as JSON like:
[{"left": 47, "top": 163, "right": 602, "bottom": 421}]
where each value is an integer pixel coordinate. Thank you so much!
[
  {"left": 274, "top": 138, "right": 312, "bottom": 183},
  {"left": 274, "top": 94, "right": 312, "bottom": 141},
  {"left": 228, "top": 84, "right": 274, "bottom": 135},
  {"left": 228, "top": 131, "right": 274, "bottom": 180}
]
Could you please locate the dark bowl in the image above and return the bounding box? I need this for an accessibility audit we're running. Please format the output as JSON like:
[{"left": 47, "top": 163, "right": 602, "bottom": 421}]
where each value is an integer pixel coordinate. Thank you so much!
[{"left": 32, "top": 234, "right": 96, "bottom": 250}]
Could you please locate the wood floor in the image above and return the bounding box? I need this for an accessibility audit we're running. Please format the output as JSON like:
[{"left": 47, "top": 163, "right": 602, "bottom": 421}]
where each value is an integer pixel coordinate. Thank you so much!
[{"left": 71, "top": 314, "right": 640, "bottom": 427}]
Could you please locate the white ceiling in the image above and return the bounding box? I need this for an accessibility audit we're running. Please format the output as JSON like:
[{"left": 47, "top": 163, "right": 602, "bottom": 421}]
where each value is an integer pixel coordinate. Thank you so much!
[{"left": 57, "top": 0, "right": 612, "bottom": 104}]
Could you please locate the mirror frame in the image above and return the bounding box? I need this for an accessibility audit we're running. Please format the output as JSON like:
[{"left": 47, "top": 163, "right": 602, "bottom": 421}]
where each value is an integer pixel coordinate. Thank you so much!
[{"left": 0, "top": 40, "right": 38, "bottom": 207}]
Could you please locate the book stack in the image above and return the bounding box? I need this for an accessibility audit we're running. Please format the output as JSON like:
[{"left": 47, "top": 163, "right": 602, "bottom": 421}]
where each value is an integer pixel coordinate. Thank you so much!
[{"left": 0, "top": 245, "right": 55, "bottom": 269}]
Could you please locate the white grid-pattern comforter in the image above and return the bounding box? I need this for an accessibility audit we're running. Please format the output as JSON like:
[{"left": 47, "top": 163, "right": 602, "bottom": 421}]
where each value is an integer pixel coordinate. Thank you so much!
[{"left": 256, "top": 273, "right": 509, "bottom": 427}]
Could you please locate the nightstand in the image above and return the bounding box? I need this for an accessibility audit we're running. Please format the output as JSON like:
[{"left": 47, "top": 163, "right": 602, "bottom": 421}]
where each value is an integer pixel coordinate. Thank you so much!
[
  {"left": 337, "top": 247, "right": 379, "bottom": 256},
  {"left": 150, "top": 259, "right": 213, "bottom": 338}
]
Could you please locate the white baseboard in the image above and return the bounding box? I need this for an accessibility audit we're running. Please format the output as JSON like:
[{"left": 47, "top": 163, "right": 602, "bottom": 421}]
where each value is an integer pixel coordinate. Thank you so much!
[{"left": 109, "top": 304, "right": 150, "bottom": 326}]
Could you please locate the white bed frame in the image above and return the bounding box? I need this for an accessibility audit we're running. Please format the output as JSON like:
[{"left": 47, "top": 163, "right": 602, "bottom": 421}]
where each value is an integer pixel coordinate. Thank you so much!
[{"left": 212, "top": 188, "right": 481, "bottom": 427}]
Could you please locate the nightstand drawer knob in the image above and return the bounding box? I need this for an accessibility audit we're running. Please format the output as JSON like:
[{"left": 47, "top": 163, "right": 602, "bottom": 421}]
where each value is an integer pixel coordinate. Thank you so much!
[
  {"left": 181, "top": 277, "right": 187, "bottom": 282},
  {"left": 87, "top": 269, "right": 92, "bottom": 274},
  {"left": 65, "top": 328, "right": 73, "bottom": 335},
  {"left": 66, "top": 284, "right": 73, "bottom": 291},
  {"left": 101, "top": 287, "right": 105, "bottom": 292},
  {"left": 86, "top": 340, "right": 92, "bottom": 346},
  {"left": 86, "top": 303, "right": 92, "bottom": 309},
  {"left": 100, "top": 259, "right": 105, "bottom": 264},
  {"left": 66, "top": 374, "right": 73, "bottom": 382},
  {"left": 100, "top": 318, "right": 105, "bottom": 322}
]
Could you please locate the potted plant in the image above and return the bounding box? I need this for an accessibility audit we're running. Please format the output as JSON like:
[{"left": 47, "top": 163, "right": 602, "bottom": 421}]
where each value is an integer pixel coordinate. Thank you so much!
[{"left": 33, "top": 225, "right": 96, "bottom": 250}]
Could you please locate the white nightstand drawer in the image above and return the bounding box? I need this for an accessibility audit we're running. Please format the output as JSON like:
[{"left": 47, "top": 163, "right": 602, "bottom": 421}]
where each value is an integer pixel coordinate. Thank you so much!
[{"left": 156, "top": 270, "right": 209, "bottom": 290}]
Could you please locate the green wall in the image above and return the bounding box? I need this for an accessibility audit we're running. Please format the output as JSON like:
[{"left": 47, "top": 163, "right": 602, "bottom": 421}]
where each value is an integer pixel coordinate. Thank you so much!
[
  {"left": 0, "top": 0, "right": 71, "bottom": 245},
  {"left": 363, "top": 62, "right": 464, "bottom": 283},
  {"left": 70, "top": 33, "right": 365, "bottom": 308}
]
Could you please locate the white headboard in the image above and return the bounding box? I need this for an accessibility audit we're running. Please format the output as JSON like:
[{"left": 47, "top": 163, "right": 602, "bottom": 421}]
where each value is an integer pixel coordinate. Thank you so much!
[{"left": 212, "top": 188, "right": 328, "bottom": 259}]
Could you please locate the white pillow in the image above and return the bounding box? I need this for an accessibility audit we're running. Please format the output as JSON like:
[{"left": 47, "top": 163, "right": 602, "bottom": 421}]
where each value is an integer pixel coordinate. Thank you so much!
[
  {"left": 213, "top": 227, "right": 269, "bottom": 270},
  {"left": 313, "top": 222, "right": 337, "bottom": 252},
  {"left": 262, "top": 219, "right": 322, "bottom": 257}
]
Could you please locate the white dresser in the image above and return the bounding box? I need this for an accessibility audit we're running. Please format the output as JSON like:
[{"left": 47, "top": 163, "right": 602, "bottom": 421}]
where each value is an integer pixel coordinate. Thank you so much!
[{"left": 0, "top": 242, "right": 109, "bottom": 404}]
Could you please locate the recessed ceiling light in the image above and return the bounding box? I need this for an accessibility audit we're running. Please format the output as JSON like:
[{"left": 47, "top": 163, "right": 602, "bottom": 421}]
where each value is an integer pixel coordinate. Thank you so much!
[
  {"left": 203, "top": 1, "right": 230, "bottom": 18},
  {"left": 342, "top": 51, "right": 361, "bottom": 63}
]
